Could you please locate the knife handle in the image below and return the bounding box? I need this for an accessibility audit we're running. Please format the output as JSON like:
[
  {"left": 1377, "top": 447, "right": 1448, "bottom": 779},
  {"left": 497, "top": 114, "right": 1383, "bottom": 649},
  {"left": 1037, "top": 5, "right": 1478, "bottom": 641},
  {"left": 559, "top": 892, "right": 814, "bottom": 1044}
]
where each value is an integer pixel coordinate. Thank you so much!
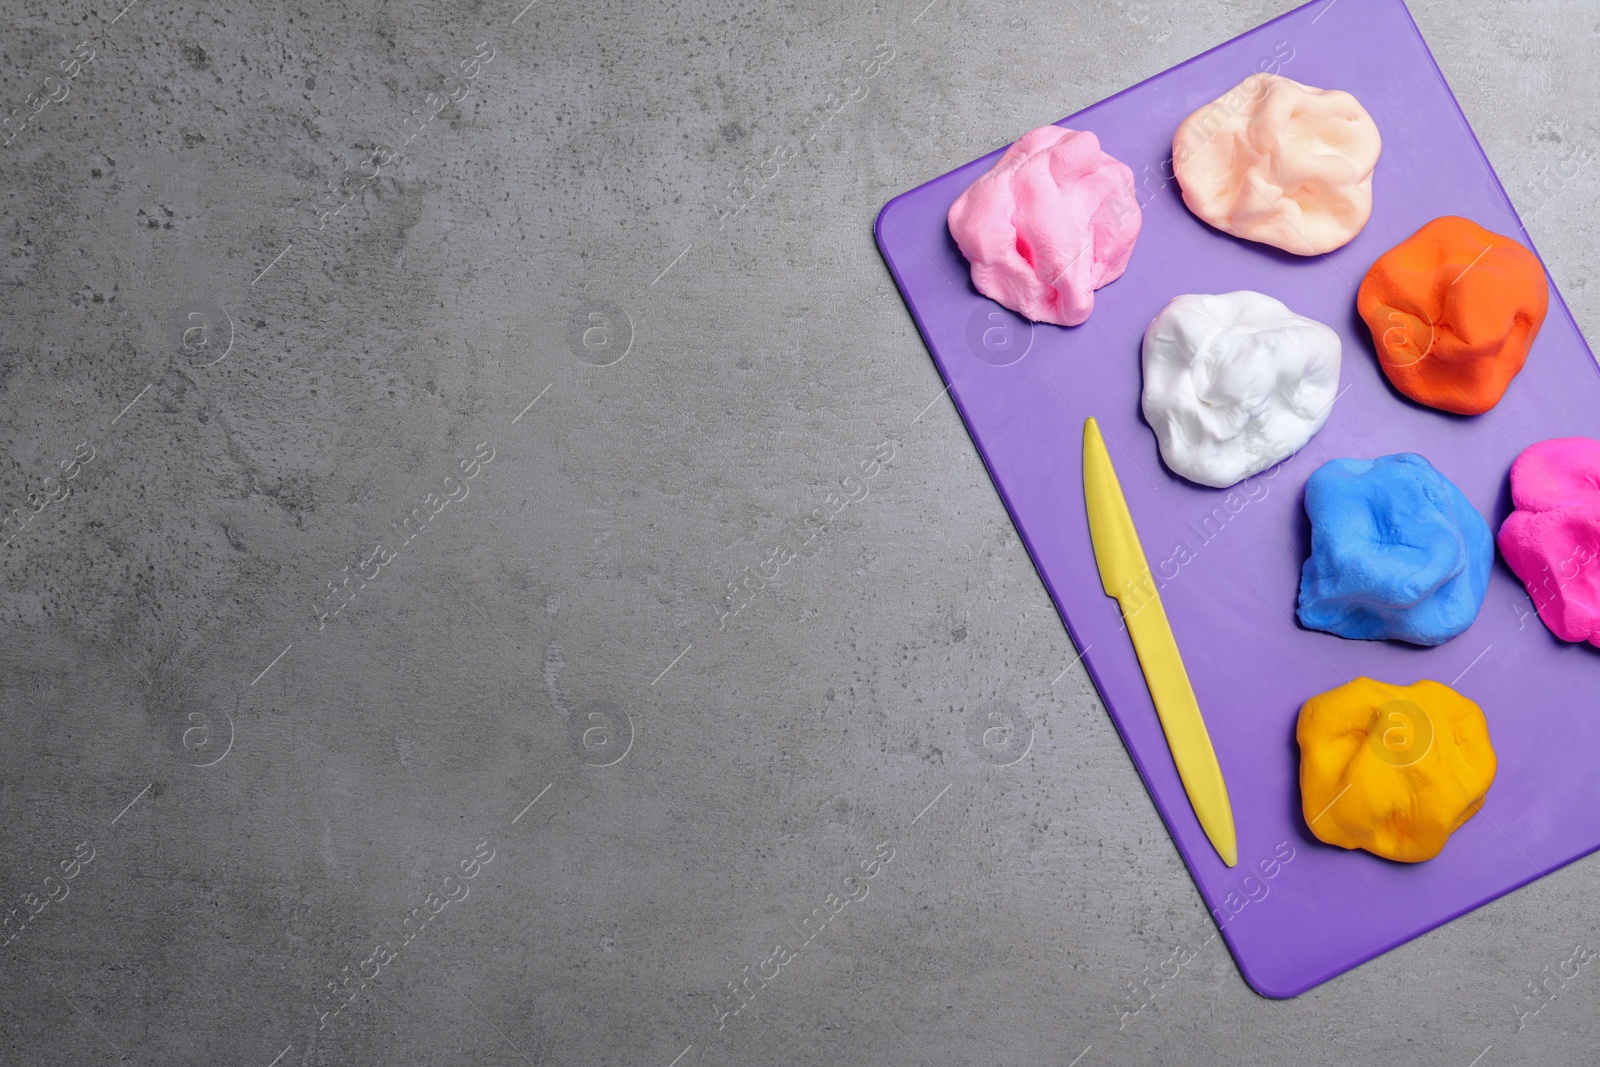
[{"left": 1119, "top": 579, "right": 1238, "bottom": 868}]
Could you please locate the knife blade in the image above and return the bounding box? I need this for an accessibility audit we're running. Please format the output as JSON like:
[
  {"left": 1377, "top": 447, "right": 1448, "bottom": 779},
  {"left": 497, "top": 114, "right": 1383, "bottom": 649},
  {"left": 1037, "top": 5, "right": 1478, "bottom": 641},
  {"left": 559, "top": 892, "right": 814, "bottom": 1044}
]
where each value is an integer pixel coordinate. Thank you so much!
[{"left": 1082, "top": 417, "right": 1237, "bottom": 867}]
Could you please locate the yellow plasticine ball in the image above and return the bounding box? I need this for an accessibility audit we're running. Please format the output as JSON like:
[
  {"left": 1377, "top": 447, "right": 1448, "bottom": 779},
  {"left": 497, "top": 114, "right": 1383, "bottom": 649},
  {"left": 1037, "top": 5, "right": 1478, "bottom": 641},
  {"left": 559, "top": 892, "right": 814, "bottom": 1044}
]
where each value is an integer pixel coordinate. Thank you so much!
[{"left": 1297, "top": 677, "right": 1496, "bottom": 863}]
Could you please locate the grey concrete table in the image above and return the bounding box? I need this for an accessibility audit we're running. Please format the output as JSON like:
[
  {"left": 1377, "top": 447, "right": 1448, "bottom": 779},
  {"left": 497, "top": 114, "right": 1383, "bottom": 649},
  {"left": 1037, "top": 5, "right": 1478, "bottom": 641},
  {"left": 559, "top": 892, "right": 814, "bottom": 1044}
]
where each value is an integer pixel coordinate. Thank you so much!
[{"left": 0, "top": 0, "right": 1596, "bottom": 1063}]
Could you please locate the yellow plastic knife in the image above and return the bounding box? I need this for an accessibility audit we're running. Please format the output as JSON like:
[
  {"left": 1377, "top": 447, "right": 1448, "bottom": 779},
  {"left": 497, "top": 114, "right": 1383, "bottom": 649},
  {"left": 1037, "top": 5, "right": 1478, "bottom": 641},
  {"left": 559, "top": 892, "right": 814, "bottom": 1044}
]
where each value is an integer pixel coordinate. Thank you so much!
[{"left": 1082, "top": 417, "right": 1237, "bottom": 867}]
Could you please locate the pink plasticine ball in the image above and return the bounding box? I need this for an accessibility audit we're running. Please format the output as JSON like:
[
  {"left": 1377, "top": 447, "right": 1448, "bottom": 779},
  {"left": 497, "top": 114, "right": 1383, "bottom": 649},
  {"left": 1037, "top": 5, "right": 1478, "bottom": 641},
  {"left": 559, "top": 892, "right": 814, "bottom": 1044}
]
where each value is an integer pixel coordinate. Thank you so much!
[
  {"left": 946, "top": 125, "right": 1141, "bottom": 327},
  {"left": 1497, "top": 436, "right": 1600, "bottom": 647}
]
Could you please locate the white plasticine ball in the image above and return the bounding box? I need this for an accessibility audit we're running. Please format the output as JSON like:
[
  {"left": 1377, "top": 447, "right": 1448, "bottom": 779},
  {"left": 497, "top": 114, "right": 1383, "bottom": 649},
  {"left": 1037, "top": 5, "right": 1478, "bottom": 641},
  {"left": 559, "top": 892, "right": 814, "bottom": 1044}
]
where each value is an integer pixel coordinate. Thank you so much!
[{"left": 1141, "top": 291, "right": 1342, "bottom": 489}]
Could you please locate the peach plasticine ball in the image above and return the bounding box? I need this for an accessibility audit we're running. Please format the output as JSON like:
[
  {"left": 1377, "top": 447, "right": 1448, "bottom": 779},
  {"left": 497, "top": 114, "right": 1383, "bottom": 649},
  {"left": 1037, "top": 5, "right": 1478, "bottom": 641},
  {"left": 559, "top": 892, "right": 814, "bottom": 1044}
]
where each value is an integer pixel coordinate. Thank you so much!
[{"left": 1173, "top": 73, "right": 1381, "bottom": 255}]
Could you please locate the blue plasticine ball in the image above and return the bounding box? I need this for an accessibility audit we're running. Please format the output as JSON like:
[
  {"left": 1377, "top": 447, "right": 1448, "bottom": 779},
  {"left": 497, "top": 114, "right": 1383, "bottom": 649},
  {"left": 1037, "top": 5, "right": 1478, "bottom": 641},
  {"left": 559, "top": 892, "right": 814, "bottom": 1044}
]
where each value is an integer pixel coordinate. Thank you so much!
[{"left": 1298, "top": 453, "right": 1492, "bottom": 646}]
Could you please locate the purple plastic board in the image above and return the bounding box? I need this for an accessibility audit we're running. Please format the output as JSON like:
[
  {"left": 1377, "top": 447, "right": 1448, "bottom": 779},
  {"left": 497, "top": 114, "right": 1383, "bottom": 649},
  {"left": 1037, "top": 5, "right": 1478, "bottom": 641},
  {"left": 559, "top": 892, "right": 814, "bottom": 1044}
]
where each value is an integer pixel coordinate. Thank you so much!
[{"left": 875, "top": 0, "right": 1600, "bottom": 997}]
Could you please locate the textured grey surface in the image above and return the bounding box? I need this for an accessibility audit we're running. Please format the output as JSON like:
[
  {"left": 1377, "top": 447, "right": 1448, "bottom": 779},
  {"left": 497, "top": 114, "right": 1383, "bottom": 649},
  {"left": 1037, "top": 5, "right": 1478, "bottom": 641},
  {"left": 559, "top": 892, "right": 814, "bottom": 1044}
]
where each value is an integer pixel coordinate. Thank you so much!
[{"left": 1, "top": 0, "right": 1598, "bottom": 1063}]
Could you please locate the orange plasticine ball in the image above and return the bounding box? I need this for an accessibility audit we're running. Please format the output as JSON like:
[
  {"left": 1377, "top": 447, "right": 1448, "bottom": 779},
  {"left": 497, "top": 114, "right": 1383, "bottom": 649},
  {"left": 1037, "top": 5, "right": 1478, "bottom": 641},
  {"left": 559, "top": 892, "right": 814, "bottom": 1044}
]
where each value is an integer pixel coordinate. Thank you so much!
[
  {"left": 1297, "top": 677, "right": 1496, "bottom": 863},
  {"left": 1356, "top": 216, "right": 1548, "bottom": 415}
]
